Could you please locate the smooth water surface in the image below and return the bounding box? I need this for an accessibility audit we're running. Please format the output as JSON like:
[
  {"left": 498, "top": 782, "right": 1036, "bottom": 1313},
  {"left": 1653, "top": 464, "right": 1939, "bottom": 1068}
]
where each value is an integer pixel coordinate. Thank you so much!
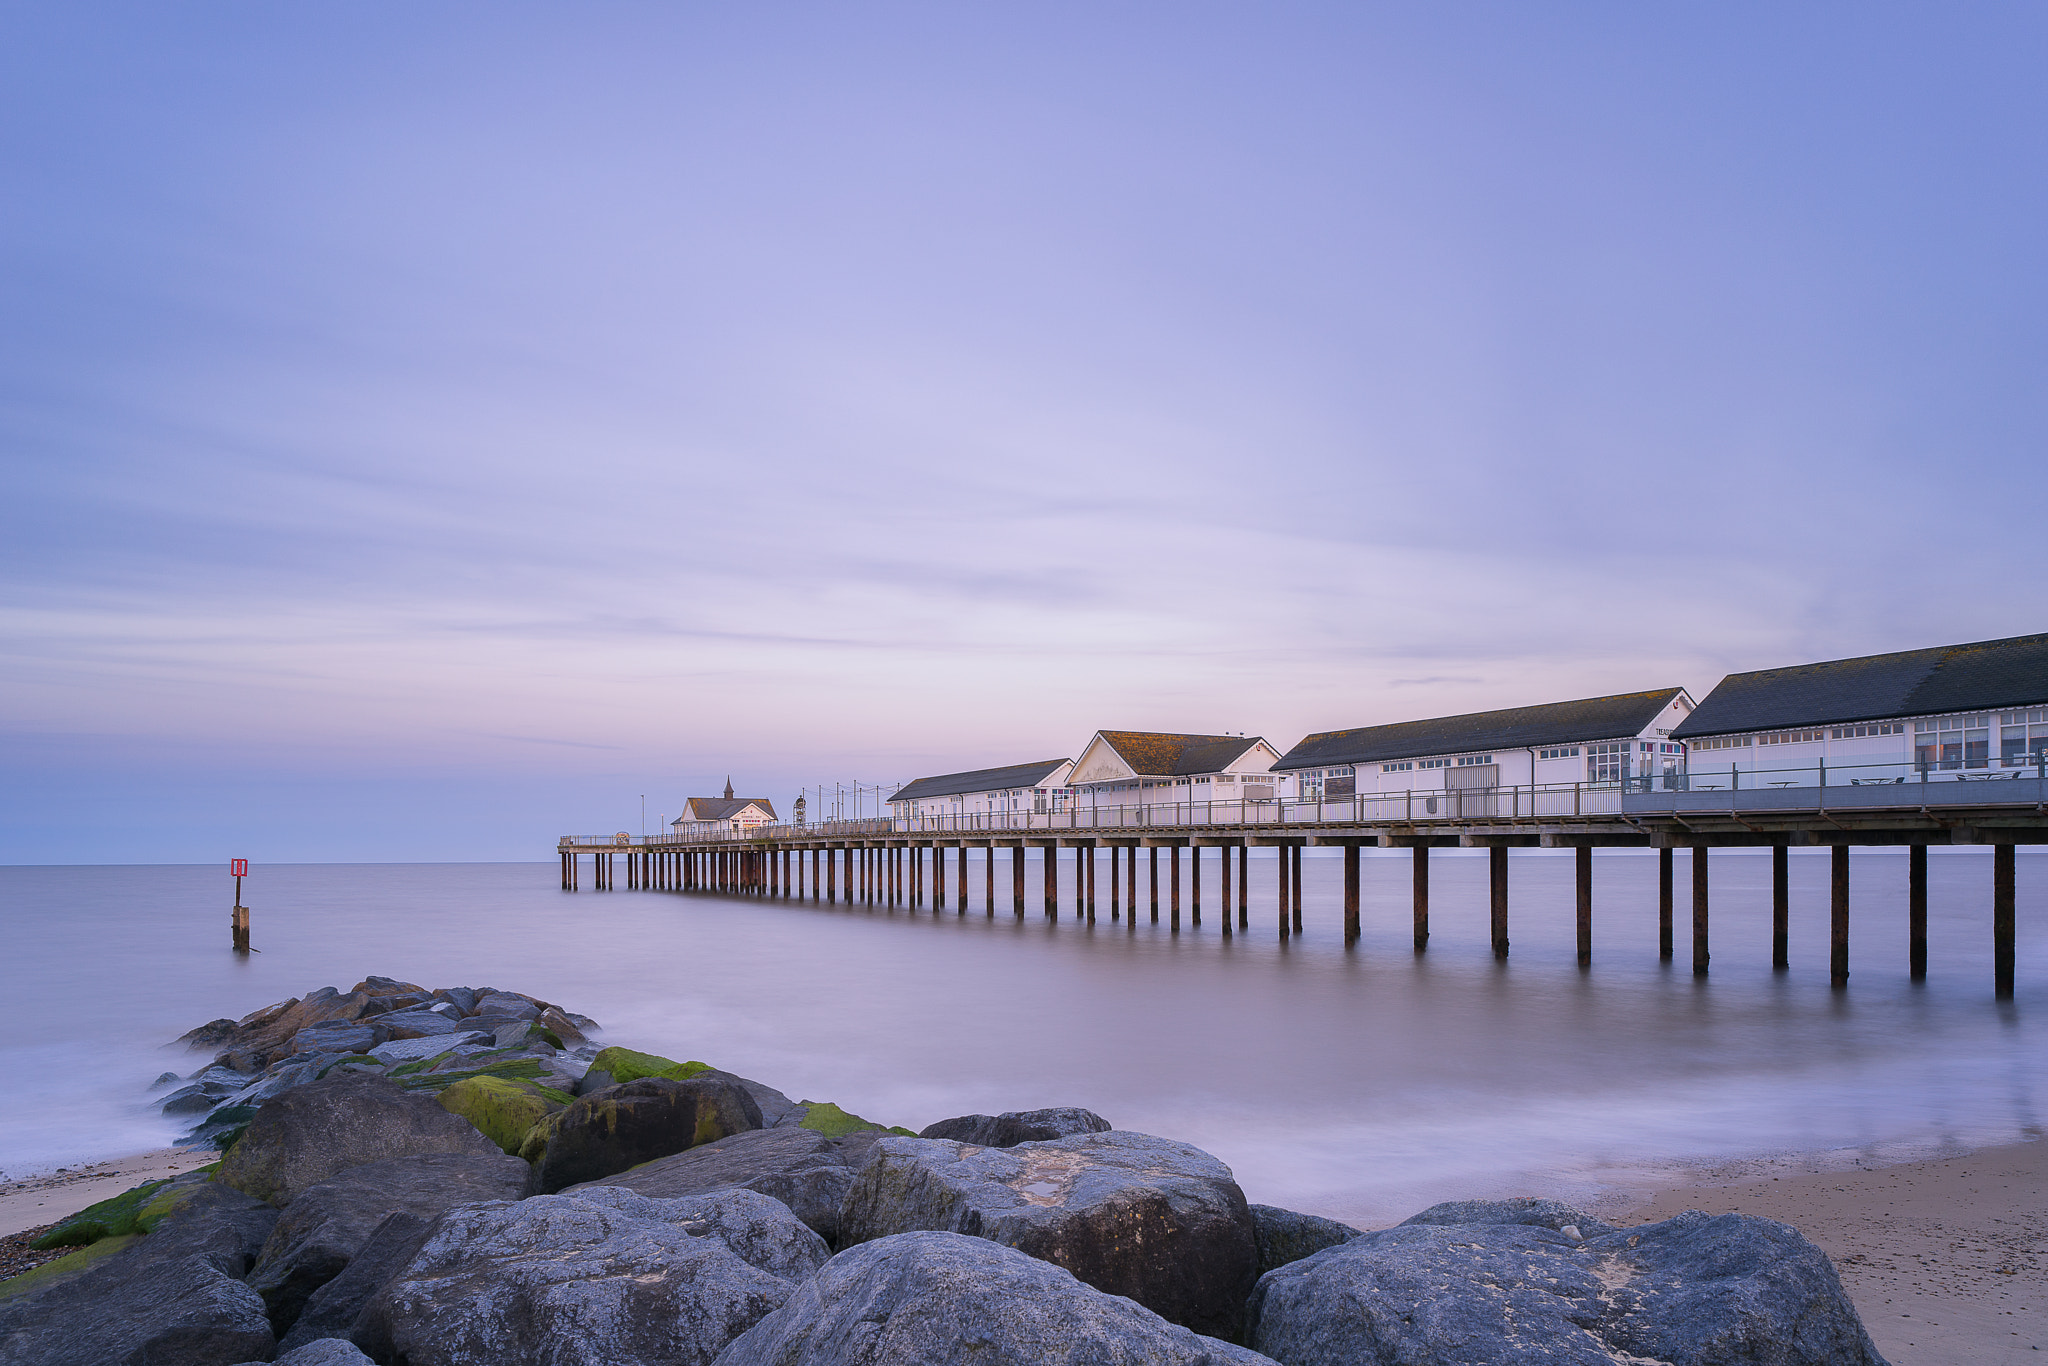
[{"left": 0, "top": 849, "right": 2039, "bottom": 1225}]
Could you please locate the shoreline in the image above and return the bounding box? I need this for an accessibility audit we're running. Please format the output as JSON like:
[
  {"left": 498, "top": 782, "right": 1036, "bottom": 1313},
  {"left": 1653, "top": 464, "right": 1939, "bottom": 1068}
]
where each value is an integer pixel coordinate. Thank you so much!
[{"left": 0, "top": 1145, "right": 216, "bottom": 1240}]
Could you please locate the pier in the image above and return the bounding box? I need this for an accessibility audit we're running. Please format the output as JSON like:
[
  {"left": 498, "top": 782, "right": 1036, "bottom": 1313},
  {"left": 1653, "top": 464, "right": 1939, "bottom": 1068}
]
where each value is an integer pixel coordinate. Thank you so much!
[{"left": 561, "top": 772, "right": 2045, "bottom": 998}]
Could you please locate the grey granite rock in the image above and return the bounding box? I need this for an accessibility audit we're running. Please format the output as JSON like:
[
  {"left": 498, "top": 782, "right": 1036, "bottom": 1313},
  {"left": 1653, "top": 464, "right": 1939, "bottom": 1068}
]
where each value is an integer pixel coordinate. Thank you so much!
[
  {"left": 249, "top": 1150, "right": 533, "bottom": 1335},
  {"left": 1398, "top": 1195, "right": 1618, "bottom": 1238},
  {"left": 571, "top": 1126, "right": 855, "bottom": 1239},
  {"left": 473, "top": 991, "right": 541, "bottom": 1020},
  {"left": 1248, "top": 1204, "right": 1360, "bottom": 1276},
  {"left": 1246, "top": 1210, "right": 1888, "bottom": 1366},
  {"left": 714, "top": 1231, "right": 1278, "bottom": 1366},
  {"left": 917, "top": 1106, "right": 1112, "bottom": 1147},
  {"left": 277, "top": 1211, "right": 435, "bottom": 1352},
  {"left": 359, "top": 1188, "right": 823, "bottom": 1366},
  {"left": 219, "top": 1073, "right": 504, "bottom": 1207},
  {"left": 837, "top": 1131, "right": 1258, "bottom": 1339},
  {"left": 233, "top": 1339, "right": 376, "bottom": 1366},
  {"left": 531, "top": 1075, "right": 763, "bottom": 1194}
]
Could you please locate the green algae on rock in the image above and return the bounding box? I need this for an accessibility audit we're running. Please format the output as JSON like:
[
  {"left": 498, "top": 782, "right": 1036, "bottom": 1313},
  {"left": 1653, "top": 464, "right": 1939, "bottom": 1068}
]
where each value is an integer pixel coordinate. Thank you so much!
[
  {"left": 29, "top": 1180, "right": 169, "bottom": 1248},
  {"left": 589, "top": 1045, "right": 713, "bottom": 1085},
  {"left": 0, "top": 1233, "right": 142, "bottom": 1299},
  {"left": 795, "top": 1101, "right": 895, "bottom": 1138},
  {"left": 439, "top": 1075, "right": 568, "bottom": 1155}
]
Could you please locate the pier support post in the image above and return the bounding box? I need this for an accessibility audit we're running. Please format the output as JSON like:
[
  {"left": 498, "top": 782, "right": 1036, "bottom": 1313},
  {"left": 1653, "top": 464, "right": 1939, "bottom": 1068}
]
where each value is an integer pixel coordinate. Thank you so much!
[
  {"left": 935, "top": 845, "right": 945, "bottom": 907},
  {"left": 1086, "top": 846, "right": 1096, "bottom": 921},
  {"left": 1909, "top": 844, "right": 1927, "bottom": 981},
  {"left": 1830, "top": 845, "right": 1850, "bottom": 988},
  {"left": 1238, "top": 844, "right": 1247, "bottom": 928},
  {"left": 1012, "top": 846, "right": 1025, "bottom": 917},
  {"left": 1691, "top": 847, "right": 1709, "bottom": 975},
  {"left": 1490, "top": 846, "right": 1508, "bottom": 958},
  {"left": 1773, "top": 845, "right": 1790, "bottom": 970},
  {"left": 1292, "top": 846, "right": 1303, "bottom": 934},
  {"left": 1044, "top": 845, "right": 1057, "bottom": 919},
  {"left": 1220, "top": 845, "right": 1232, "bottom": 934},
  {"left": 984, "top": 845, "right": 994, "bottom": 916},
  {"left": 1659, "top": 848, "right": 1674, "bottom": 961},
  {"left": 1110, "top": 845, "right": 1120, "bottom": 920},
  {"left": 1576, "top": 845, "right": 1592, "bottom": 966},
  {"left": 1149, "top": 847, "right": 1159, "bottom": 923},
  {"left": 1413, "top": 846, "right": 1429, "bottom": 950},
  {"left": 1189, "top": 845, "right": 1199, "bottom": 927},
  {"left": 1170, "top": 846, "right": 1181, "bottom": 930},
  {"left": 1995, "top": 843, "right": 2015, "bottom": 1001},
  {"left": 1277, "top": 846, "right": 1288, "bottom": 939},
  {"left": 1343, "top": 844, "right": 1359, "bottom": 944}
]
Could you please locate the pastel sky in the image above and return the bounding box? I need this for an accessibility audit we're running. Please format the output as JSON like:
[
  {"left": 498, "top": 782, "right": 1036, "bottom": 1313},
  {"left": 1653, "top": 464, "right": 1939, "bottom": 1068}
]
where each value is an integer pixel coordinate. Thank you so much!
[{"left": 4, "top": 4, "right": 2044, "bottom": 862}]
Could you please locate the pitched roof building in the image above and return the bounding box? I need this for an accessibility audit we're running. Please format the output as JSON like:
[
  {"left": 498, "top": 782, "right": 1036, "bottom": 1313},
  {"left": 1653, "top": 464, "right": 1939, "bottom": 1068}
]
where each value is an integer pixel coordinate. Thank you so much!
[
  {"left": 671, "top": 779, "right": 778, "bottom": 834},
  {"left": 889, "top": 759, "right": 1075, "bottom": 820},
  {"left": 1068, "top": 730, "right": 1288, "bottom": 806}
]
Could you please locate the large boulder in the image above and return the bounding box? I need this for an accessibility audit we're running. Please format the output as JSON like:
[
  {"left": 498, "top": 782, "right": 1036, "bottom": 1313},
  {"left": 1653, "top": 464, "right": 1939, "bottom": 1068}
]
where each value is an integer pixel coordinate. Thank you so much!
[
  {"left": 276, "top": 1211, "right": 435, "bottom": 1352},
  {"left": 570, "top": 1125, "right": 856, "bottom": 1240},
  {"left": 291, "top": 1020, "right": 382, "bottom": 1056},
  {"left": 918, "top": 1106, "right": 1111, "bottom": 1147},
  {"left": 248, "top": 1150, "right": 533, "bottom": 1336},
  {"left": 1248, "top": 1204, "right": 1360, "bottom": 1276},
  {"left": 525, "top": 1074, "right": 763, "bottom": 1194},
  {"left": 717, "top": 1231, "right": 1277, "bottom": 1366},
  {"left": 234, "top": 1341, "right": 375, "bottom": 1366},
  {"left": 1399, "top": 1195, "right": 1617, "bottom": 1237},
  {"left": 0, "top": 1183, "right": 279, "bottom": 1366},
  {"left": 436, "top": 1074, "right": 567, "bottom": 1154},
  {"left": 838, "top": 1131, "right": 1258, "bottom": 1340},
  {"left": 1246, "top": 1209, "right": 1888, "bottom": 1366},
  {"left": 357, "top": 1187, "right": 825, "bottom": 1366},
  {"left": 219, "top": 1073, "right": 504, "bottom": 1207}
]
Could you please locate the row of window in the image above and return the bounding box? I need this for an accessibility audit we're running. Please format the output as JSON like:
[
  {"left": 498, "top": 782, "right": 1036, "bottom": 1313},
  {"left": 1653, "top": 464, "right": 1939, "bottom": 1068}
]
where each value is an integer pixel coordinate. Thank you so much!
[
  {"left": 1296, "top": 767, "right": 1356, "bottom": 778},
  {"left": 1539, "top": 747, "right": 1580, "bottom": 759},
  {"left": 1833, "top": 723, "right": 1905, "bottom": 739}
]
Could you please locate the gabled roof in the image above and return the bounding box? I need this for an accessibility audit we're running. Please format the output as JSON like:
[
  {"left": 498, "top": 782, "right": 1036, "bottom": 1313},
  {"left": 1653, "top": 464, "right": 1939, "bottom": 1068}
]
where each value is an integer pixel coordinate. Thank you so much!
[
  {"left": 890, "top": 759, "right": 1072, "bottom": 804},
  {"left": 674, "top": 796, "right": 777, "bottom": 824},
  {"left": 1089, "top": 731, "right": 1269, "bottom": 777},
  {"left": 1276, "top": 689, "right": 1688, "bottom": 770},
  {"left": 1674, "top": 632, "right": 2048, "bottom": 739}
]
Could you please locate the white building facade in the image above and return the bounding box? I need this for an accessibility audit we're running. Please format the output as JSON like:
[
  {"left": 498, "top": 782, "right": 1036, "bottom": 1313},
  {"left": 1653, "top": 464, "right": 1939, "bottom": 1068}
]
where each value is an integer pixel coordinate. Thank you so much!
[
  {"left": 888, "top": 759, "right": 1076, "bottom": 824},
  {"left": 1066, "top": 731, "right": 1290, "bottom": 814}
]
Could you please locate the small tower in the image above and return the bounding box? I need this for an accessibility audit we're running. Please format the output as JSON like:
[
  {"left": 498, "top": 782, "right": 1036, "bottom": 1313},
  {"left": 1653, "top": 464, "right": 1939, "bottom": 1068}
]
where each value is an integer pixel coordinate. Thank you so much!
[
  {"left": 724, "top": 776, "right": 734, "bottom": 800},
  {"left": 793, "top": 794, "right": 807, "bottom": 826}
]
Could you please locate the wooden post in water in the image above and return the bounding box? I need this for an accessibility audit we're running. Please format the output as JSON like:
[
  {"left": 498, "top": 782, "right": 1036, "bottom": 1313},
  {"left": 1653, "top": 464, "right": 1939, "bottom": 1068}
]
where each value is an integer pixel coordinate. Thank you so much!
[
  {"left": 1412, "top": 846, "right": 1429, "bottom": 949},
  {"left": 1044, "top": 845, "right": 1058, "bottom": 919},
  {"left": 1830, "top": 844, "right": 1850, "bottom": 988},
  {"left": 1170, "top": 846, "right": 1181, "bottom": 930},
  {"left": 1691, "top": 846, "right": 1710, "bottom": 975},
  {"left": 1909, "top": 844, "right": 1927, "bottom": 981},
  {"left": 1575, "top": 845, "right": 1592, "bottom": 966},
  {"left": 1220, "top": 845, "right": 1232, "bottom": 933},
  {"left": 230, "top": 858, "right": 250, "bottom": 953},
  {"left": 1149, "top": 847, "right": 1160, "bottom": 922},
  {"left": 1773, "top": 845, "right": 1790, "bottom": 969},
  {"left": 1190, "top": 845, "right": 1200, "bottom": 927},
  {"left": 1343, "top": 843, "right": 1359, "bottom": 944},
  {"left": 1277, "top": 846, "right": 1288, "bottom": 939},
  {"left": 1489, "top": 846, "right": 1508, "bottom": 958},
  {"left": 1086, "top": 845, "right": 1096, "bottom": 921},
  {"left": 1109, "top": 845, "right": 1120, "bottom": 920},
  {"left": 1237, "top": 843, "right": 1248, "bottom": 929},
  {"left": 1994, "top": 843, "right": 2015, "bottom": 1000},
  {"left": 1659, "top": 848, "right": 1674, "bottom": 961},
  {"left": 1291, "top": 846, "right": 1303, "bottom": 934}
]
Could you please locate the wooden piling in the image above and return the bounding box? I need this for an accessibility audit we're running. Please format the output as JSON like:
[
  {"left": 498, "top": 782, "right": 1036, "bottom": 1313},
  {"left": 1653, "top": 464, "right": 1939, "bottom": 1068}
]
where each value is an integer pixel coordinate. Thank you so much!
[
  {"left": 231, "top": 900, "right": 250, "bottom": 954},
  {"left": 1412, "top": 846, "right": 1429, "bottom": 949},
  {"left": 1170, "top": 845, "right": 1180, "bottom": 930},
  {"left": 1691, "top": 847, "right": 1709, "bottom": 975},
  {"left": 1909, "top": 844, "right": 1927, "bottom": 981},
  {"left": 1220, "top": 845, "right": 1232, "bottom": 933},
  {"left": 1291, "top": 846, "right": 1303, "bottom": 934},
  {"left": 1277, "top": 846, "right": 1288, "bottom": 939},
  {"left": 1044, "top": 845, "right": 1058, "bottom": 919},
  {"left": 1086, "top": 845, "right": 1096, "bottom": 921},
  {"left": 1489, "top": 846, "right": 1508, "bottom": 959},
  {"left": 1149, "top": 847, "right": 1159, "bottom": 923},
  {"left": 1343, "top": 843, "right": 1359, "bottom": 943},
  {"left": 1237, "top": 843, "right": 1248, "bottom": 929},
  {"left": 1110, "top": 845, "right": 1121, "bottom": 920},
  {"left": 1995, "top": 843, "right": 2015, "bottom": 1001},
  {"left": 1830, "top": 844, "right": 1850, "bottom": 988},
  {"left": 1189, "top": 845, "right": 1199, "bottom": 927},
  {"left": 1773, "top": 844, "right": 1790, "bottom": 970},
  {"left": 1575, "top": 845, "right": 1592, "bottom": 966},
  {"left": 1658, "top": 848, "right": 1673, "bottom": 961}
]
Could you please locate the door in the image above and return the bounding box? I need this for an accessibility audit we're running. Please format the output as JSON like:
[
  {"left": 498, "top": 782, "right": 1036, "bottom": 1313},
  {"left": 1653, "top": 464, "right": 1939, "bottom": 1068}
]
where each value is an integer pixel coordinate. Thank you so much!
[{"left": 1446, "top": 764, "right": 1498, "bottom": 817}]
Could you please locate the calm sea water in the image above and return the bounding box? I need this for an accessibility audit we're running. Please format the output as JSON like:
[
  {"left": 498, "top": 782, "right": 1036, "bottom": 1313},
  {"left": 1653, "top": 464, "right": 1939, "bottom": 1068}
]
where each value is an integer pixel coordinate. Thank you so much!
[{"left": 0, "top": 850, "right": 2039, "bottom": 1225}]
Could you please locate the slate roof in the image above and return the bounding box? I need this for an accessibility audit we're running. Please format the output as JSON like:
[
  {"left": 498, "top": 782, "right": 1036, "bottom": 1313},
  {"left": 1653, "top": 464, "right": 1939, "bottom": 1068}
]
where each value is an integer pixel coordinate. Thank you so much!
[
  {"left": 890, "top": 760, "right": 1073, "bottom": 804},
  {"left": 1275, "top": 689, "right": 1687, "bottom": 770},
  {"left": 1091, "top": 731, "right": 1268, "bottom": 777},
  {"left": 1674, "top": 633, "right": 2048, "bottom": 739},
  {"left": 674, "top": 797, "right": 777, "bottom": 824}
]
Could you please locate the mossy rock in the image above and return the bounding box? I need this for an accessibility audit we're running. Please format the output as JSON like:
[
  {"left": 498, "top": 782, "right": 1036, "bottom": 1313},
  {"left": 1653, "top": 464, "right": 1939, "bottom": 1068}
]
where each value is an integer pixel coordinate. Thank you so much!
[
  {"left": 400, "top": 1059, "right": 562, "bottom": 1098},
  {"left": 886, "top": 1126, "right": 917, "bottom": 1137},
  {"left": 389, "top": 1051, "right": 458, "bottom": 1077},
  {"left": 440, "top": 1075, "right": 568, "bottom": 1155},
  {"left": 796, "top": 1101, "right": 887, "bottom": 1138},
  {"left": 0, "top": 1234, "right": 140, "bottom": 1300},
  {"left": 30, "top": 1180, "right": 168, "bottom": 1248},
  {"left": 589, "top": 1046, "right": 711, "bottom": 1086}
]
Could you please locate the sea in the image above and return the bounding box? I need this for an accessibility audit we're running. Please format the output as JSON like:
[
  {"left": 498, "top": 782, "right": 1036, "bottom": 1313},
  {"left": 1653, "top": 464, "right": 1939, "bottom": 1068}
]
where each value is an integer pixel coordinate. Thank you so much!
[{"left": 0, "top": 849, "right": 2039, "bottom": 1227}]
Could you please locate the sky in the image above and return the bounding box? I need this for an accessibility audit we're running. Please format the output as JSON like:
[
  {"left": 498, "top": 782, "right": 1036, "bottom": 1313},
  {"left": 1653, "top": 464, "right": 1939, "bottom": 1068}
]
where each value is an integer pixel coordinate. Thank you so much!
[{"left": 3, "top": 3, "right": 2045, "bottom": 863}]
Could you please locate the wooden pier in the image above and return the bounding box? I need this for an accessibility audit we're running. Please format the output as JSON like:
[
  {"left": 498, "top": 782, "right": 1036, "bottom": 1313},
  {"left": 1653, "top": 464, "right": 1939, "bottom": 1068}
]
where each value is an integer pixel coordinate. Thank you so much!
[{"left": 560, "top": 786, "right": 2044, "bottom": 998}]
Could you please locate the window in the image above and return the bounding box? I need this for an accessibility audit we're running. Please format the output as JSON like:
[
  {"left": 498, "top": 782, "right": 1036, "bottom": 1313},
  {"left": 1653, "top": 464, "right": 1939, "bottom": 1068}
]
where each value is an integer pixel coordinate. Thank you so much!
[
  {"left": 1539, "top": 747, "right": 1580, "bottom": 760},
  {"left": 1382, "top": 761, "right": 1413, "bottom": 772},
  {"left": 1756, "top": 729, "right": 1825, "bottom": 745},
  {"left": 1830, "top": 723, "right": 1904, "bottom": 739},
  {"left": 1216, "top": 774, "right": 1235, "bottom": 783},
  {"left": 1692, "top": 735, "right": 1750, "bottom": 751},
  {"left": 1456, "top": 755, "right": 1493, "bottom": 766},
  {"left": 1418, "top": 758, "right": 1450, "bottom": 770},
  {"left": 1586, "top": 742, "right": 1628, "bottom": 784}
]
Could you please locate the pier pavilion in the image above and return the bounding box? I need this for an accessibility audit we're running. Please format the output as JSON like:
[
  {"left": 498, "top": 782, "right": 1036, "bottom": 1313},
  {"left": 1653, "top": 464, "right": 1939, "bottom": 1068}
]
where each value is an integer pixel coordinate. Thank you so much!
[{"left": 888, "top": 758, "right": 1074, "bottom": 822}]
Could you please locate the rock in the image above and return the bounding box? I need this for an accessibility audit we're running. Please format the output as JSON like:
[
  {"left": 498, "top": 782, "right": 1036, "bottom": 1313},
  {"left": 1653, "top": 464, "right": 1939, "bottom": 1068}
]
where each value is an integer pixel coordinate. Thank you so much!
[
  {"left": 236, "top": 1340, "right": 377, "bottom": 1366},
  {"left": 205, "top": 988, "right": 383, "bottom": 1071},
  {"left": 291, "top": 1020, "right": 381, "bottom": 1056},
  {"left": 247, "top": 1150, "right": 533, "bottom": 1336},
  {"left": 526, "top": 1075, "right": 764, "bottom": 1194},
  {"left": 717, "top": 1231, "right": 1277, "bottom": 1366},
  {"left": 494, "top": 1019, "right": 537, "bottom": 1049},
  {"left": 178, "top": 1016, "right": 243, "bottom": 1049},
  {"left": 437, "top": 1073, "right": 566, "bottom": 1154},
  {"left": 838, "top": 1131, "right": 1258, "bottom": 1339},
  {"left": 570, "top": 1126, "right": 856, "bottom": 1240},
  {"left": 351, "top": 975, "right": 426, "bottom": 997},
  {"left": 537, "top": 1006, "right": 588, "bottom": 1048},
  {"left": 276, "top": 1211, "right": 435, "bottom": 1352},
  {"left": 153, "top": 1070, "right": 181, "bottom": 1087},
  {"left": 1248, "top": 1204, "right": 1360, "bottom": 1276},
  {"left": 30, "top": 1177, "right": 170, "bottom": 1248},
  {"left": 162, "top": 1080, "right": 242, "bottom": 1114},
  {"left": 590, "top": 1044, "right": 711, "bottom": 1084},
  {"left": 795, "top": 1100, "right": 887, "bottom": 1137},
  {"left": 732, "top": 1075, "right": 805, "bottom": 1128},
  {"left": 372, "top": 1009, "right": 465, "bottom": 1039},
  {"left": 1245, "top": 1209, "right": 1887, "bottom": 1366},
  {"left": 576, "top": 1067, "right": 617, "bottom": 1096},
  {"left": 1399, "top": 1195, "right": 1618, "bottom": 1237},
  {"left": 0, "top": 1184, "right": 279, "bottom": 1366},
  {"left": 368, "top": 1033, "right": 489, "bottom": 1066},
  {"left": 357, "top": 1188, "right": 823, "bottom": 1366},
  {"left": 473, "top": 991, "right": 541, "bottom": 1020},
  {"left": 432, "top": 986, "right": 479, "bottom": 1015},
  {"left": 219, "top": 1073, "right": 504, "bottom": 1207},
  {"left": 918, "top": 1107, "right": 1112, "bottom": 1147}
]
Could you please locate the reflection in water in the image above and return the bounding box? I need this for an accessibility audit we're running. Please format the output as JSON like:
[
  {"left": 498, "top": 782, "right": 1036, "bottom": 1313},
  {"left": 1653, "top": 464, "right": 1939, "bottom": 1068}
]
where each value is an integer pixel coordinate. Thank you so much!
[{"left": 0, "top": 850, "right": 2038, "bottom": 1223}]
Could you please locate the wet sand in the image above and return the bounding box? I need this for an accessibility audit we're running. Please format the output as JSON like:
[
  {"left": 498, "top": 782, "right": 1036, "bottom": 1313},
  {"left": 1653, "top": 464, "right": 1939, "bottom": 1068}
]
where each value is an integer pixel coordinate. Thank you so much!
[
  {"left": 1615, "top": 1138, "right": 2046, "bottom": 1366},
  {"left": 0, "top": 1146, "right": 214, "bottom": 1239}
]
